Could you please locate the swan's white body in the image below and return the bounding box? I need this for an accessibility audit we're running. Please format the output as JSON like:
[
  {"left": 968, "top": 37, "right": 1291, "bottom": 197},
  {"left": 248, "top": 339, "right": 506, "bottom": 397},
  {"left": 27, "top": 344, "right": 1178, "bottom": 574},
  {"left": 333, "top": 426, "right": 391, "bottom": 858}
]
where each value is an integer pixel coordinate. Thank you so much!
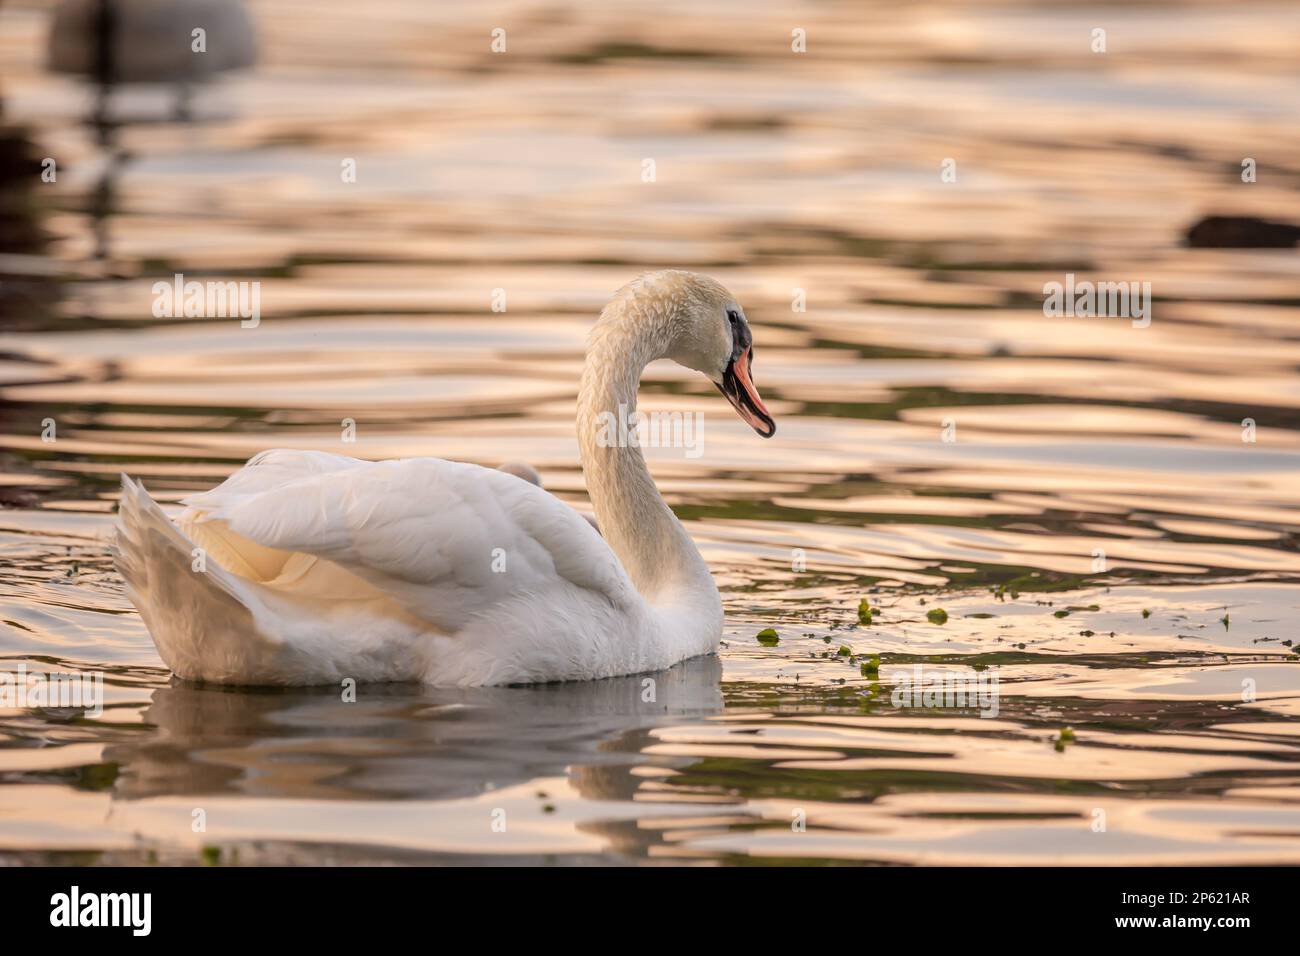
[
  {"left": 115, "top": 451, "right": 714, "bottom": 686},
  {"left": 114, "top": 271, "right": 772, "bottom": 687}
]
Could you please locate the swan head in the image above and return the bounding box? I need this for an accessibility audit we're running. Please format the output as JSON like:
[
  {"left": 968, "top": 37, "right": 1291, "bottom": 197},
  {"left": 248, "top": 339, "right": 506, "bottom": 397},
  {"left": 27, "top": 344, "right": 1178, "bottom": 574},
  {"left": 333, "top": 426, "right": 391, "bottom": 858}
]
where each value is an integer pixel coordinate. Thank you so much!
[{"left": 614, "top": 270, "right": 776, "bottom": 438}]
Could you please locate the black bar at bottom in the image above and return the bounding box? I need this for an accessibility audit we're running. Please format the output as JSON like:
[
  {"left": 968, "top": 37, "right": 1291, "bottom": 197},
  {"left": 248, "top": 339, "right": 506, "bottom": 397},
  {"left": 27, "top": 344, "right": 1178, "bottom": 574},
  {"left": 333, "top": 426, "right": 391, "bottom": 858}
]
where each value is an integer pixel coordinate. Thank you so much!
[{"left": 0, "top": 865, "right": 1284, "bottom": 940}]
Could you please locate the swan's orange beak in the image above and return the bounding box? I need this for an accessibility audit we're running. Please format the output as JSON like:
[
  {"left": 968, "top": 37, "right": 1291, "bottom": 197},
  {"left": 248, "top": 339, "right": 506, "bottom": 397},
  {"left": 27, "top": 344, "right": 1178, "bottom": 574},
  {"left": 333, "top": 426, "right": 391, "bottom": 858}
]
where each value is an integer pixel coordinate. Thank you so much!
[{"left": 717, "top": 346, "right": 775, "bottom": 438}]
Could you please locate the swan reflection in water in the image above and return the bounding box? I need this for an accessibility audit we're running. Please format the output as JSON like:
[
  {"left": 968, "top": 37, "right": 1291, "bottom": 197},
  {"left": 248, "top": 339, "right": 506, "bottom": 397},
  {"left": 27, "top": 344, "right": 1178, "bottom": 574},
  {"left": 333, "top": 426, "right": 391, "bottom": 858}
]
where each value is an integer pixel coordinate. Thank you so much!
[
  {"left": 107, "top": 655, "right": 724, "bottom": 806},
  {"left": 98, "top": 657, "right": 730, "bottom": 861}
]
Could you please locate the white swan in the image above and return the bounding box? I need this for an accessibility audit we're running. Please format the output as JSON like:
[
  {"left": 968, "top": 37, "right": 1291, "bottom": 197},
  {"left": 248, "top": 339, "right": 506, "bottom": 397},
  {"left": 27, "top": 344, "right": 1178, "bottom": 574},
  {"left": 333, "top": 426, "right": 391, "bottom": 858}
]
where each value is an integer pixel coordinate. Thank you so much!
[
  {"left": 113, "top": 271, "right": 776, "bottom": 686},
  {"left": 47, "top": 0, "right": 257, "bottom": 82},
  {"left": 496, "top": 461, "right": 600, "bottom": 532}
]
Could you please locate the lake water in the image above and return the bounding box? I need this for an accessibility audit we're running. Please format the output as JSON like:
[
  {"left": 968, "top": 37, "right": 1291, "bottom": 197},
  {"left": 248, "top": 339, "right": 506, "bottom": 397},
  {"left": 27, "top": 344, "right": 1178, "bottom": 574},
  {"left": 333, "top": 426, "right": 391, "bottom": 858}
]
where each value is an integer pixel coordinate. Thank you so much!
[{"left": 2, "top": 0, "right": 1299, "bottom": 864}]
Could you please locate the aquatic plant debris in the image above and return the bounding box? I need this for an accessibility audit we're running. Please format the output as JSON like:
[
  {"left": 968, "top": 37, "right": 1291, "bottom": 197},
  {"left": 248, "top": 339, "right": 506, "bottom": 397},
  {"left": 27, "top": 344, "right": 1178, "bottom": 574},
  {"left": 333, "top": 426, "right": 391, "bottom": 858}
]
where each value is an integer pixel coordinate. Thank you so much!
[
  {"left": 755, "top": 628, "right": 780, "bottom": 646},
  {"left": 926, "top": 608, "right": 949, "bottom": 625},
  {"left": 857, "top": 599, "right": 873, "bottom": 625}
]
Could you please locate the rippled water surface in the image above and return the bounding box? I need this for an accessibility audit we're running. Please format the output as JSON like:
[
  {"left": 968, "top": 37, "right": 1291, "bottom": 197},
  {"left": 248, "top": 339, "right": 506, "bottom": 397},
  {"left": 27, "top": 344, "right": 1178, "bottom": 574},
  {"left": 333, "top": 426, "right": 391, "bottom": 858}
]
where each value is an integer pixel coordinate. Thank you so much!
[{"left": 2, "top": 0, "right": 1300, "bottom": 864}]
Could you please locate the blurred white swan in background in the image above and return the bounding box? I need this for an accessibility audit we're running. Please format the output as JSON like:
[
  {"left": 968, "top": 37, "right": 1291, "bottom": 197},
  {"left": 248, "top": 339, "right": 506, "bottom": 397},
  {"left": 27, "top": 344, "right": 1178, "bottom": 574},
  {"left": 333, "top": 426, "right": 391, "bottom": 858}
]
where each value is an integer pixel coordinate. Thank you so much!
[
  {"left": 114, "top": 271, "right": 776, "bottom": 686},
  {"left": 48, "top": 0, "right": 256, "bottom": 80},
  {"left": 47, "top": 0, "right": 256, "bottom": 119}
]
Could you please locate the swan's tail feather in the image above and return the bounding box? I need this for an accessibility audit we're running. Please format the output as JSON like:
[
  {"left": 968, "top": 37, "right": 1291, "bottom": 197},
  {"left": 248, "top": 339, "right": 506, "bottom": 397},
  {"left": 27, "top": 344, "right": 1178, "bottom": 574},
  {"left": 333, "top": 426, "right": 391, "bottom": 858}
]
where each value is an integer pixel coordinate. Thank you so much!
[{"left": 114, "top": 475, "right": 281, "bottom": 684}]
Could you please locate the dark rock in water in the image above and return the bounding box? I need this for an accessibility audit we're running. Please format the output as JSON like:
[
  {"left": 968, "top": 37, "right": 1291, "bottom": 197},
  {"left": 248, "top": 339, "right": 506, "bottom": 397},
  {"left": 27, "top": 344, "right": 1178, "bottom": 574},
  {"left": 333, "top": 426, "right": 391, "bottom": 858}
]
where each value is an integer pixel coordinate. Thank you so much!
[
  {"left": 0, "top": 482, "right": 41, "bottom": 509},
  {"left": 1186, "top": 215, "right": 1300, "bottom": 248}
]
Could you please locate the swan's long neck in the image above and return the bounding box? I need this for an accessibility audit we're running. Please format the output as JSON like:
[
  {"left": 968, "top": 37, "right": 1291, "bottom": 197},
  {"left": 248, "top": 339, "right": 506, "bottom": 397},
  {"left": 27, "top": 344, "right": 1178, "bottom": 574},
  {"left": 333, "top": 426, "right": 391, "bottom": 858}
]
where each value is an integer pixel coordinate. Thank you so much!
[{"left": 576, "top": 300, "right": 717, "bottom": 609}]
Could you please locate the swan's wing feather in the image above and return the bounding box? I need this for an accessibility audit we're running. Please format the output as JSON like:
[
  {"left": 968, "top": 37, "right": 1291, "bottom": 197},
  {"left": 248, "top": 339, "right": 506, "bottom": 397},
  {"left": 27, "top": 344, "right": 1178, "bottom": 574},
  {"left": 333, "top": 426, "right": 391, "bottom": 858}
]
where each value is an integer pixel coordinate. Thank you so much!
[
  {"left": 181, "top": 449, "right": 365, "bottom": 511},
  {"left": 187, "top": 451, "right": 635, "bottom": 631}
]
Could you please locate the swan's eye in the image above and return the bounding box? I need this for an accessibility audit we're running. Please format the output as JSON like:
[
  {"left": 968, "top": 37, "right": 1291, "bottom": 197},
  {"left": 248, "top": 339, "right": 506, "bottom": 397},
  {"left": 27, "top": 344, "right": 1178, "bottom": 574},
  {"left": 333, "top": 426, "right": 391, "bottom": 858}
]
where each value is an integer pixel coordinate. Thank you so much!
[{"left": 726, "top": 309, "right": 740, "bottom": 326}]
